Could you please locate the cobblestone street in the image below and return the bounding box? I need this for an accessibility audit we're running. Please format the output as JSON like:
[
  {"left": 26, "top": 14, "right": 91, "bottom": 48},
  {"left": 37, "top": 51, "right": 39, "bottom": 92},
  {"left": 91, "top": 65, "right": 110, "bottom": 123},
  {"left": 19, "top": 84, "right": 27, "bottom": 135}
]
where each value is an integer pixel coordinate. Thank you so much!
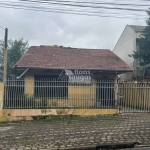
[{"left": 0, "top": 113, "right": 150, "bottom": 150}]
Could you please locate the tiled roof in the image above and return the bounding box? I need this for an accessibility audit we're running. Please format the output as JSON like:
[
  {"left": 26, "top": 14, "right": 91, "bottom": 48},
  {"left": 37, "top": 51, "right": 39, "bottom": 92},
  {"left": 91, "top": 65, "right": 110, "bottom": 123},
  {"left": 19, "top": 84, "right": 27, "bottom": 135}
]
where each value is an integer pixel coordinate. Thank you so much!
[
  {"left": 15, "top": 46, "right": 132, "bottom": 71},
  {"left": 128, "top": 25, "right": 146, "bottom": 32}
]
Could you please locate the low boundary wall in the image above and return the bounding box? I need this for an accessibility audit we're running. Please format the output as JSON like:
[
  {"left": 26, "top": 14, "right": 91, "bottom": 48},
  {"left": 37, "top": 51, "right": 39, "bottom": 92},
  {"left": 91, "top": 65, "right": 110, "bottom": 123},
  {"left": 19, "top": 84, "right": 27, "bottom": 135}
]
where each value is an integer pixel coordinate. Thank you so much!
[{"left": 0, "top": 109, "right": 119, "bottom": 122}]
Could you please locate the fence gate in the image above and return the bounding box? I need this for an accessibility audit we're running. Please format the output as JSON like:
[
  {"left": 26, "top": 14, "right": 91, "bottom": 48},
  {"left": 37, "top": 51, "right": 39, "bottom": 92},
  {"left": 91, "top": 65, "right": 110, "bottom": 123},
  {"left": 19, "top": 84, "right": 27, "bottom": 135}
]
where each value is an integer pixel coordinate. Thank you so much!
[
  {"left": 118, "top": 82, "right": 150, "bottom": 113},
  {"left": 96, "top": 79, "right": 115, "bottom": 108}
]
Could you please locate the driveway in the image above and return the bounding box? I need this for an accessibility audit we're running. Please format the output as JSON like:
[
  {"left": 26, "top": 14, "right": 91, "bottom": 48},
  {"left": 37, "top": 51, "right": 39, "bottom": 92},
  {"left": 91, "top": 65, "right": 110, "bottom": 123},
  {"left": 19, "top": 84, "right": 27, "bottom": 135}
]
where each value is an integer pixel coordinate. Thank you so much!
[{"left": 0, "top": 113, "right": 150, "bottom": 150}]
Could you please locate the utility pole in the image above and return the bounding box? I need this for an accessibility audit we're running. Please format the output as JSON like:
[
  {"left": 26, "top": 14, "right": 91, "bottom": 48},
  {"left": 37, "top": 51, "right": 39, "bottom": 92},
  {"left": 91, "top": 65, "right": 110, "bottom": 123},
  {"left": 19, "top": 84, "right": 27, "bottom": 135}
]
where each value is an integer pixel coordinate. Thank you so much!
[{"left": 3, "top": 28, "right": 8, "bottom": 83}]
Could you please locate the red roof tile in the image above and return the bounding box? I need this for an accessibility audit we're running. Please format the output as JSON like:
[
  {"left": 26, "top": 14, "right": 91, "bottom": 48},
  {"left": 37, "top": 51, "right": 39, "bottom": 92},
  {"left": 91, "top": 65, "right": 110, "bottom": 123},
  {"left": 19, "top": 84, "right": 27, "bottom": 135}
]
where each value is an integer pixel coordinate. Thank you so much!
[{"left": 15, "top": 46, "right": 132, "bottom": 71}]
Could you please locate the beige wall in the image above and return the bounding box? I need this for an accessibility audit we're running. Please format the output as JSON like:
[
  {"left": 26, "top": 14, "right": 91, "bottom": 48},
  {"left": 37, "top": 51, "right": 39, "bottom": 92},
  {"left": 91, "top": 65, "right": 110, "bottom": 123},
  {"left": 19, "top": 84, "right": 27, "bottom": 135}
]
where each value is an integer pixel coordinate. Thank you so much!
[
  {"left": 47, "top": 82, "right": 97, "bottom": 108},
  {"left": 25, "top": 73, "right": 34, "bottom": 96}
]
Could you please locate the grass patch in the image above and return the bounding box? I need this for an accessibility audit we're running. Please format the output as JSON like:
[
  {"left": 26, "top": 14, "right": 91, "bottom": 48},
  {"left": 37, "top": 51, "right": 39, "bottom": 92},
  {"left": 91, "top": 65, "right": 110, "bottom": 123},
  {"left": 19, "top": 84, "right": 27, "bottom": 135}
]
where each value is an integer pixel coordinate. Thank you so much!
[
  {"left": 31, "top": 114, "right": 80, "bottom": 121},
  {"left": 0, "top": 121, "right": 9, "bottom": 125},
  {"left": 46, "top": 115, "right": 80, "bottom": 121},
  {"left": 0, "top": 120, "right": 23, "bottom": 126}
]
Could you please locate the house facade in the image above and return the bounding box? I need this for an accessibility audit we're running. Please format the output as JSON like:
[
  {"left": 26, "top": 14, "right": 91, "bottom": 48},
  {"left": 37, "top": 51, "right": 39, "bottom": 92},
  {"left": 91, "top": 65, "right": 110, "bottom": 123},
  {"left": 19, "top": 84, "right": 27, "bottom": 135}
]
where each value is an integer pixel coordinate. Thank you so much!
[
  {"left": 12, "top": 45, "right": 132, "bottom": 108},
  {"left": 113, "top": 25, "right": 146, "bottom": 81}
]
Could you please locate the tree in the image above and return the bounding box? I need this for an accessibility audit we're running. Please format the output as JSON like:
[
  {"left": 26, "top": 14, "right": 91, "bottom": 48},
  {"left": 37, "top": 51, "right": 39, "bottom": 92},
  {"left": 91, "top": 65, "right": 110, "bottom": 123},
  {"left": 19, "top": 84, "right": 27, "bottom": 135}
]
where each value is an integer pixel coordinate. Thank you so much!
[
  {"left": 0, "top": 38, "right": 29, "bottom": 76},
  {"left": 129, "top": 8, "right": 150, "bottom": 65}
]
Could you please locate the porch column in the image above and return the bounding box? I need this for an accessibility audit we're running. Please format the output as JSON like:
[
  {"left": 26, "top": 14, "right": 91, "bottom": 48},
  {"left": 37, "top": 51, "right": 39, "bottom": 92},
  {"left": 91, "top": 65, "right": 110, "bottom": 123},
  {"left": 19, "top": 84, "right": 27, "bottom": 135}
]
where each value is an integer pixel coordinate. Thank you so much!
[
  {"left": 25, "top": 73, "right": 34, "bottom": 97},
  {"left": 0, "top": 82, "right": 4, "bottom": 110}
]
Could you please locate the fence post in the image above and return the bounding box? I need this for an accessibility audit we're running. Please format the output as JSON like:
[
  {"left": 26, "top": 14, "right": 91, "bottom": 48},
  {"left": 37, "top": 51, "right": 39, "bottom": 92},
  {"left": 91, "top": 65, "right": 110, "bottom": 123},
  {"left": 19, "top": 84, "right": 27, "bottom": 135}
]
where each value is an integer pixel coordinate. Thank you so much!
[{"left": 114, "top": 78, "right": 118, "bottom": 109}]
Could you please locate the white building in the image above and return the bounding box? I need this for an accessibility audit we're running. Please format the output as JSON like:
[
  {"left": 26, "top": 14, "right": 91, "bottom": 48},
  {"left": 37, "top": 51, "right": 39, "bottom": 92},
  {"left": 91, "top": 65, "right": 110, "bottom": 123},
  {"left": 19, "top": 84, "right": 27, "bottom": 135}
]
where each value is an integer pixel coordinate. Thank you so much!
[{"left": 113, "top": 25, "right": 146, "bottom": 81}]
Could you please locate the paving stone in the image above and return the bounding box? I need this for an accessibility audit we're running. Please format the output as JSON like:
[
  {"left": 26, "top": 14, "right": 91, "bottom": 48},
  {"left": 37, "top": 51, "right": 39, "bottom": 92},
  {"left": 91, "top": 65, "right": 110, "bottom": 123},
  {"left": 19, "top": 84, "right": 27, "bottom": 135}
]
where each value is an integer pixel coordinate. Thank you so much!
[{"left": 0, "top": 113, "right": 150, "bottom": 149}]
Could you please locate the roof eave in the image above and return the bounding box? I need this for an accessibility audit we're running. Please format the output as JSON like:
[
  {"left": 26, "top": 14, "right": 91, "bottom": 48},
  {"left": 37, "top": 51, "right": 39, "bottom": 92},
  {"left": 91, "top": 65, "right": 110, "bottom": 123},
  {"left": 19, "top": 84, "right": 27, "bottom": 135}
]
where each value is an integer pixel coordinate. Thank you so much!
[{"left": 15, "top": 66, "right": 133, "bottom": 73}]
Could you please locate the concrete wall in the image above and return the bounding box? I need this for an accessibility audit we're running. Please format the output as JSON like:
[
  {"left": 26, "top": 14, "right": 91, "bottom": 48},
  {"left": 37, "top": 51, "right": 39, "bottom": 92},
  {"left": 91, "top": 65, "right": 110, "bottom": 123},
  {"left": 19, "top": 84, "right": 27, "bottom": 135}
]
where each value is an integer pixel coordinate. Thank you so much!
[
  {"left": 0, "top": 109, "right": 119, "bottom": 122},
  {"left": 113, "top": 25, "right": 136, "bottom": 68}
]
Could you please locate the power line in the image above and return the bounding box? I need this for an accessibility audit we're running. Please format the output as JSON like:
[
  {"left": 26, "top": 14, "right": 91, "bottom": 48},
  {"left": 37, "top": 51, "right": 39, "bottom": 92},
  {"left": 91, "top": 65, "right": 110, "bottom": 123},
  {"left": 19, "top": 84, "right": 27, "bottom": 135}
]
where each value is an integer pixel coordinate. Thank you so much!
[
  {"left": 0, "top": 1, "right": 147, "bottom": 16},
  {"left": 17, "top": 0, "right": 150, "bottom": 18},
  {"left": 20, "top": 0, "right": 150, "bottom": 7},
  {"left": 18, "top": 0, "right": 147, "bottom": 12},
  {"left": 0, "top": 25, "right": 5, "bottom": 30},
  {"left": 0, "top": 1, "right": 147, "bottom": 13},
  {"left": 0, "top": 0, "right": 148, "bottom": 19},
  {"left": 0, "top": 5, "right": 147, "bottom": 19},
  {"left": 0, "top": 1, "right": 148, "bottom": 16}
]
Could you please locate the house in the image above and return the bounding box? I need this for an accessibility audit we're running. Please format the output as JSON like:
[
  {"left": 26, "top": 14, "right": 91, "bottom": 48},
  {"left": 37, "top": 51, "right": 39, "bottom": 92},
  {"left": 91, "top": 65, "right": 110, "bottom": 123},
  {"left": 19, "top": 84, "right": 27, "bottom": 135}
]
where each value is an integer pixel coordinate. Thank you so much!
[
  {"left": 113, "top": 25, "right": 146, "bottom": 81},
  {"left": 11, "top": 45, "right": 132, "bottom": 108}
]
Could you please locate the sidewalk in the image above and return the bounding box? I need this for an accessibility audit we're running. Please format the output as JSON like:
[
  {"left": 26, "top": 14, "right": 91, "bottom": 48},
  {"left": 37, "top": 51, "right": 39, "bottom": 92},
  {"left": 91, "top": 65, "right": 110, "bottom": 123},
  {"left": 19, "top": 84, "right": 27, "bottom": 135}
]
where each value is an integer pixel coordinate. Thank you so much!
[{"left": 0, "top": 113, "right": 150, "bottom": 150}]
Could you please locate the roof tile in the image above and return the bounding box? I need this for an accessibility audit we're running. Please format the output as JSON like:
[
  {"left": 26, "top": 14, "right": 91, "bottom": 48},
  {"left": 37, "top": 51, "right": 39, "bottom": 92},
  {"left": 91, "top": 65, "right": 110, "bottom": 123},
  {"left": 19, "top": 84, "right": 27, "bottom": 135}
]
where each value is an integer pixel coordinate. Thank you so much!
[{"left": 15, "top": 46, "right": 132, "bottom": 71}]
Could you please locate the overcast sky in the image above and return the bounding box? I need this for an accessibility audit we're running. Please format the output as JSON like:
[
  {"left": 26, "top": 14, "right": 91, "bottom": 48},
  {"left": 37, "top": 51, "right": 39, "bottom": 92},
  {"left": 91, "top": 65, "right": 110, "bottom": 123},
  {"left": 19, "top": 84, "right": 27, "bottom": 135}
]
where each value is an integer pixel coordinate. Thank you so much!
[{"left": 0, "top": 0, "right": 148, "bottom": 50}]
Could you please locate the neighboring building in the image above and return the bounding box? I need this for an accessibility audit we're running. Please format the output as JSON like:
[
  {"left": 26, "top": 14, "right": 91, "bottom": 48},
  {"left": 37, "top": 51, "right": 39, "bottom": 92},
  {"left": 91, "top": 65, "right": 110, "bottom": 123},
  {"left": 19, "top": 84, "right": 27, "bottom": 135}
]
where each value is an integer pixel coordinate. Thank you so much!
[
  {"left": 113, "top": 25, "right": 146, "bottom": 81},
  {"left": 12, "top": 45, "right": 132, "bottom": 108}
]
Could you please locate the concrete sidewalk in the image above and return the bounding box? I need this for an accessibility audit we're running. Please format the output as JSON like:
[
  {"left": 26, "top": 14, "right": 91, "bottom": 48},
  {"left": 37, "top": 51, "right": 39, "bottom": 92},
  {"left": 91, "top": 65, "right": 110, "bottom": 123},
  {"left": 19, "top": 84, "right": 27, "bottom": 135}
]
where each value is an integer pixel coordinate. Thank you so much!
[{"left": 0, "top": 113, "right": 150, "bottom": 150}]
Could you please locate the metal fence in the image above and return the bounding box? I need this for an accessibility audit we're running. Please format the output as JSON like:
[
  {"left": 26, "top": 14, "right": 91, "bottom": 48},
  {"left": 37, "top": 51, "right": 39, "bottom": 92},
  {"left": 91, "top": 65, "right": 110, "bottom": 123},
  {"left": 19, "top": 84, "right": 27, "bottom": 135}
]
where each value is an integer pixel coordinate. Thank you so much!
[
  {"left": 118, "top": 82, "right": 150, "bottom": 113},
  {"left": 3, "top": 78, "right": 150, "bottom": 112},
  {"left": 3, "top": 78, "right": 116, "bottom": 109}
]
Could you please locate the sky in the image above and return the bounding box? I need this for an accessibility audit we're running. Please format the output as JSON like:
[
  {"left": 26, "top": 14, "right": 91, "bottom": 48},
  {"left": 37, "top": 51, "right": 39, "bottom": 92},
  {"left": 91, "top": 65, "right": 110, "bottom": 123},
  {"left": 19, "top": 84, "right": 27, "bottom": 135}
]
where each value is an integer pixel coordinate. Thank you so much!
[{"left": 0, "top": 0, "right": 148, "bottom": 50}]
